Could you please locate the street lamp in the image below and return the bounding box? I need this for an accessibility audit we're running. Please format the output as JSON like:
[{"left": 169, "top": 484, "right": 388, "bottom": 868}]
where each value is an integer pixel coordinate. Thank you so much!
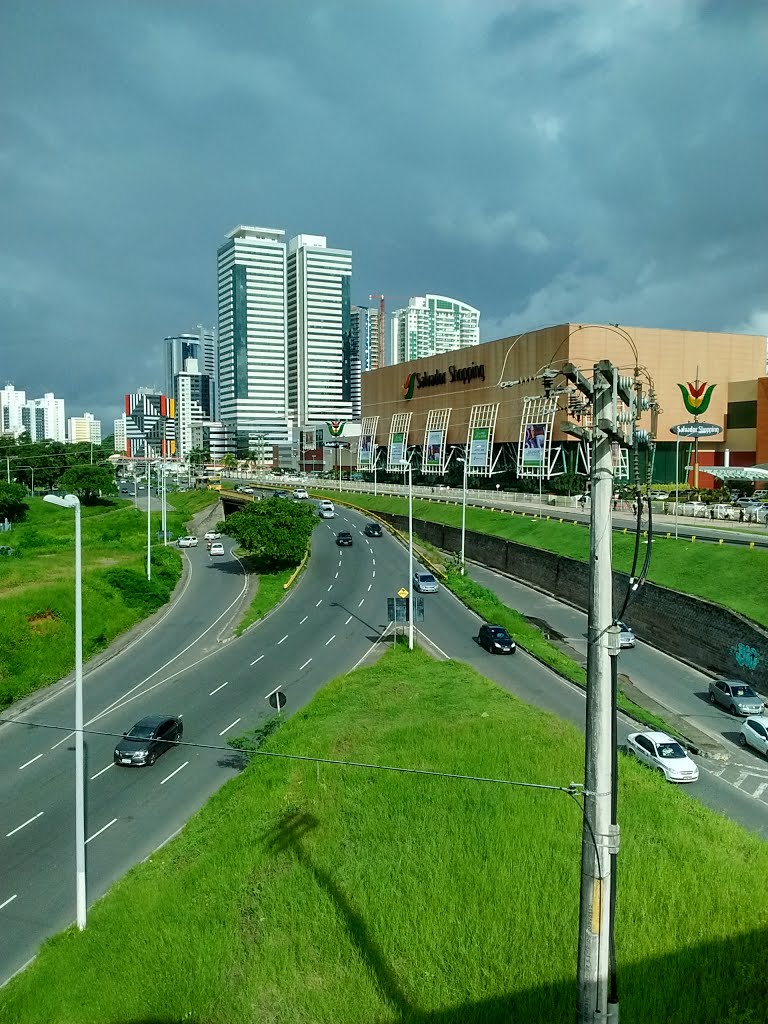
[
  {"left": 451, "top": 446, "right": 470, "bottom": 575},
  {"left": 408, "top": 458, "right": 414, "bottom": 650},
  {"left": 43, "top": 493, "right": 86, "bottom": 931}
]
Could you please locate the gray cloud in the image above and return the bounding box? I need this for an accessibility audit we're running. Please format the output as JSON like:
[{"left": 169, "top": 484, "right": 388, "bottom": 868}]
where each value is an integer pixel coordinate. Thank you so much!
[{"left": 1, "top": 0, "right": 766, "bottom": 431}]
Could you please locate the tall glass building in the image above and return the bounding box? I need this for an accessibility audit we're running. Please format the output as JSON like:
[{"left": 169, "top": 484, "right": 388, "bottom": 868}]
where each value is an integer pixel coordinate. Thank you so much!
[{"left": 393, "top": 295, "right": 480, "bottom": 364}]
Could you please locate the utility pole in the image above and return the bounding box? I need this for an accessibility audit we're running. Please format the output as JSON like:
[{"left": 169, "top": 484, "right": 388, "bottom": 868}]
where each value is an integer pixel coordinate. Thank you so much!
[{"left": 562, "top": 360, "right": 640, "bottom": 1023}]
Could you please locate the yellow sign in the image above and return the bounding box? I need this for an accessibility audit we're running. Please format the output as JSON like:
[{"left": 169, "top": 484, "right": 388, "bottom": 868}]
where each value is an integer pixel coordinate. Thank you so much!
[{"left": 397, "top": 588, "right": 409, "bottom": 599}]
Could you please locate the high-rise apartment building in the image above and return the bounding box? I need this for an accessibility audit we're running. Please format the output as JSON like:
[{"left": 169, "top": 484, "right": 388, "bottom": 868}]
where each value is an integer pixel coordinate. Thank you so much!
[
  {"left": 217, "top": 226, "right": 291, "bottom": 455},
  {"left": 350, "top": 305, "right": 378, "bottom": 419},
  {"left": 114, "top": 415, "right": 127, "bottom": 453},
  {"left": 286, "top": 234, "right": 353, "bottom": 429},
  {"left": 0, "top": 383, "right": 26, "bottom": 435},
  {"left": 21, "top": 392, "right": 66, "bottom": 441},
  {"left": 124, "top": 391, "right": 175, "bottom": 458},
  {"left": 173, "top": 358, "right": 214, "bottom": 460},
  {"left": 164, "top": 327, "right": 217, "bottom": 418},
  {"left": 67, "top": 412, "right": 102, "bottom": 444},
  {"left": 392, "top": 295, "right": 480, "bottom": 364}
]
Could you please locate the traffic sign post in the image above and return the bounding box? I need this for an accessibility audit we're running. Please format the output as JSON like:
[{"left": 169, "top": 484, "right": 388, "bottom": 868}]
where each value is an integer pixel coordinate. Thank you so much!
[{"left": 265, "top": 685, "right": 286, "bottom": 713}]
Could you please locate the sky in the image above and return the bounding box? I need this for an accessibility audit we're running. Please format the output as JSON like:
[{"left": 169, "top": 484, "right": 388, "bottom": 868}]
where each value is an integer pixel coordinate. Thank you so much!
[{"left": 2, "top": 0, "right": 767, "bottom": 432}]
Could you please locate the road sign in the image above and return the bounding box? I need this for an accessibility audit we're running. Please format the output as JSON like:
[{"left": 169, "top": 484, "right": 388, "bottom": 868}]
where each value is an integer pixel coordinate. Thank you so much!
[
  {"left": 669, "top": 422, "right": 722, "bottom": 438},
  {"left": 387, "top": 596, "right": 425, "bottom": 623},
  {"left": 268, "top": 690, "right": 286, "bottom": 710},
  {"left": 397, "top": 587, "right": 409, "bottom": 598}
]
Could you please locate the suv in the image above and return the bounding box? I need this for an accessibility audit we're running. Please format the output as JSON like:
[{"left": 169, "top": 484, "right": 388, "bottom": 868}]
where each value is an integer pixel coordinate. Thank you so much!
[
  {"left": 478, "top": 624, "right": 516, "bottom": 654},
  {"left": 336, "top": 531, "right": 353, "bottom": 546},
  {"left": 364, "top": 521, "right": 382, "bottom": 537},
  {"left": 708, "top": 679, "right": 764, "bottom": 716},
  {"left": 177, "top": 536, "right": 198, "bottom": 548}
]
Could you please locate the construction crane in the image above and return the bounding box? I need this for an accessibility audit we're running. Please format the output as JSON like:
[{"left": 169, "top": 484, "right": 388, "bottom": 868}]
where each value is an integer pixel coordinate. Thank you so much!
[{"left": 368, "top": 294, "right": 409, "bottom": 368}]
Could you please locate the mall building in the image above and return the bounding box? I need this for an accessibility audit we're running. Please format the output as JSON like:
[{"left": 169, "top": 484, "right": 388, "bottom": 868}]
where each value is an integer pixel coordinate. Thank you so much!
[{"left": 358, "top": 323, "right": 768, "bottom": 487}]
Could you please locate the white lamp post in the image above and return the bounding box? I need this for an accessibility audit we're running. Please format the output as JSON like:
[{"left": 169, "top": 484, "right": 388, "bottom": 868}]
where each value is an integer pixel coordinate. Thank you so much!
[
  {"left": 146, "top": 457, "right": 152, "bottom": 581},
  {"left": 408, "top": 460, "right": 414, "bottom": 650},
  {"left": 461, "top": 446, "right": 469, "bottom": 575},
  {"left": 43, "top": 493, "right": 86, "bottom": 930}
]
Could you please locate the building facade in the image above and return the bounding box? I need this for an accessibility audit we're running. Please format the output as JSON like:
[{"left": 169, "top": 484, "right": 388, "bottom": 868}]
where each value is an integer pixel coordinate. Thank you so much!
[
  {"left": 124, "top": 391, "right": 175, "bottom": 459},
  {"left": 392, "top": 295, "right": 480, "bottom": 365},
  {"left": 286, "top": 234, "right": 353, "bottom": 429},
  {"left": 217, "top": 226, "right": 291, "bottom": 455},
  {"left": 113, "top": 415, "right": 127, "bottom": 453},
  {"left": 164, "top": 327, "right": 218, "bottom": 419},
  {"left": 67, "top": 412, "right": 102, "bottom": 444},
  {"left": 21, "top": 392, "right": 66, "bottom": 442},
  {"left": 0, "top": 383, "right": 26, "bottom": 435},
  {"left": 173, "top": 359, "right": 214, "bottom": 460}
]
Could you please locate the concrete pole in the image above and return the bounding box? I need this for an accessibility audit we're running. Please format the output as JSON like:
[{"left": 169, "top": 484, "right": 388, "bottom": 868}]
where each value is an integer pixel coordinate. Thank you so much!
[
  {"left": 460, "top": 448, "right": 468, "bottom": 574},
  {"left": 576, "top": 366, "right": 617, "bottom": 1023},
  {"left": 408, "top": 463, "right": 414, "bottom": 651},
  {"left": 675, "top": 436, "right": 680, "bottom": 541},
  {"left": 73, "top": 497, "right": 86, "bottom": 930},
  {"left": 146, "top": 458, "right": 152, "bottom": 581}
]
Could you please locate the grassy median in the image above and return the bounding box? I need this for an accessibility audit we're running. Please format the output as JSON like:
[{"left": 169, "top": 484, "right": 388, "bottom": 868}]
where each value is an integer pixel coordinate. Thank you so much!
[{"left": 1, "top": 644, "right": 765, "bottom": 1024}]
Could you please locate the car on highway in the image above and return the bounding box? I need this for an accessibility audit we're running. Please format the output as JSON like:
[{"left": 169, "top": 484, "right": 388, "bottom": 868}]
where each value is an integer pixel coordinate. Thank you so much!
[
  {"left": 274, "top": 490, "right": 291, "bottom": 499},
  {"left": 739, "top": 716, "right": 768, "bottom": 756},
  {"left": 626, "top": 731, "right": 699, "bottom": 783},
  {"left": 336, "top": 531, "right": 353, "bottom": 546},
  {"left": 209, "top": 541, "right": 225, "bottom": 556},
  {"left": 292, "top": 488, "right": 309, "bottom": 499},
  {"left": 177, "top": 535, "right": 198, "bottom": 548},
  {"left": 708, "top": 679, "right": 764, "bottom": 716},
  {"left": 204, "top": 530, "right": 222, "bottom": 541},
  {"left": 618, "top": 622, "right": 635, "bottom": 648},
  {"left": 114, "top": 714, "right": 183, "bottom": 767},
  {"left": 413, "top": 571, "right": 439, "bottom": 593},
  {"left": 477, "top": 624, "right": 516, "bottom": 654},
  {"left": 364, "top": 521, "right": 382, "bottom": 537},
  {"left": 318, "top": 506, "right": 335, "bottom": 519}
]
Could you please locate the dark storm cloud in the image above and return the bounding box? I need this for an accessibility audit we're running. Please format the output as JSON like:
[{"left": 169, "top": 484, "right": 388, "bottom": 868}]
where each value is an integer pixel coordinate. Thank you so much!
[{"left": 1, "top": 0, "right": 766, "bottom": 430}]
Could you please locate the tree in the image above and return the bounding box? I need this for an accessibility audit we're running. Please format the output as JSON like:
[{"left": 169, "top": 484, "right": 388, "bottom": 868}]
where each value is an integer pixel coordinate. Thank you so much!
[
  {"left": 221, "top": 452, "right": 237, "bottom": 472},
  {"left": 58, "top": 464, "right": 118, "bottom": 504},
  {"left": 0, "top": 482, "right": 29, "bottom": 523},
  {"left": 188, "top": 447, "right": 208, "bottom": 468},
  {"left": 225, "top": 498, "right": 316, "bottom": 570}
]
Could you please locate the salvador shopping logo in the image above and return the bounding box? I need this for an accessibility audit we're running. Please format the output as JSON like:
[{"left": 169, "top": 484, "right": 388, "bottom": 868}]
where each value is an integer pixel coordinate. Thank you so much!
[{"left": 402, "top": 361, "right": 485, "bottom": 400}]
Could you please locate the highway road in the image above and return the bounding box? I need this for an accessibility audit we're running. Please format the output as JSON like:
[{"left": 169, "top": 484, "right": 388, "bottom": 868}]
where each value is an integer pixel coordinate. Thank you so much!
[{"left": 1, "top": 499, "right": 766, "bottom": 986}]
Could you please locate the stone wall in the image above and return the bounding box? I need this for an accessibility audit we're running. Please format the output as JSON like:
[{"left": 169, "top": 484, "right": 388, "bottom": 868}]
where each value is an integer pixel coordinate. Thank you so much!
[{"left": 382, "top": 513, "right": 768, "bottom": 688}]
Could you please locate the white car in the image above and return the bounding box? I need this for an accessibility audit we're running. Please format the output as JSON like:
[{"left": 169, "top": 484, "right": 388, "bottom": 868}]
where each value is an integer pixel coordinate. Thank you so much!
[
  {"left": 177, "top": 536, "right": 198, "bottom": 548},
  {"left": 204, "top": 531, "right": 221, "bottom": 542},
  {"left": 209, "top": 541, "right": 225, "bottom": 556},
  {"left": 318, "top": 507, "right": 335, "bottom": 519},
  {"left": 292, "top": 488, "right": 309, "bottom": 499},
  {"left": 739, "top": 716, "right": 768, "bottom": 757},
  {"left": 626, "top": 731, "right": 699, "bottom": 783}
]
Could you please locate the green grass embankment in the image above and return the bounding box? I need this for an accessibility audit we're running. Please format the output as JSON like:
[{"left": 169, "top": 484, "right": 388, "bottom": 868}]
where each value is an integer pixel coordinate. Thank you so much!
[
  {"left": 313, "top": 489, "right": 768, "bottom": 628},
  {"left": 1, "top": 645, "right": 766, "bottom": 1024}
]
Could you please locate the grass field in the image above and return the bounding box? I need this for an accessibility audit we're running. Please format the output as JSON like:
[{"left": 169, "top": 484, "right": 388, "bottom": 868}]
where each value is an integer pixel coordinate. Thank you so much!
[
  {"left": 0, "top": 645, "right": 765, "bottom": 1024},
  {"left": 0, "top": 490, "right": 218, "bottom": 709},
  {"left": 234, "top": 564, "right": 296, "bottom": 636},
  {"left": 313, "top": 489, "right": 768, "bottom": 627}
]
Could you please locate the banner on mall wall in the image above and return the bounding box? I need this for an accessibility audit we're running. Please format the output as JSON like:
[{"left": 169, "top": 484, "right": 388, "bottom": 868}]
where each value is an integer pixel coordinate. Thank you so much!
[
  {"left": 425, "top": 429, "right": 444, "bottom": 468},
  {"left": 389, "top": 431, "right": 406, "bottom": 466},
  {"left": 358, "top": 434, "right": 373, "bottom": 466},
  {"left": 468, "top": 427, "right": 490, "bottom": 469}
]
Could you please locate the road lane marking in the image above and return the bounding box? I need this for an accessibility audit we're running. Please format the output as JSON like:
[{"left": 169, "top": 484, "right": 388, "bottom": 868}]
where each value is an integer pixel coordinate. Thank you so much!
[
  {"left": 86, "top": 818, "right": 118, "bottom": 844},
  {"left": 753, "top": 782, "right": 768, "bottom": 799},
  {"left": 325, "top": 635, "right": 336, "bottom": 645},
  {"left": 0, "top": 895, "right": 17, "bottom": 911},
  {"left": 250, "top": 654, "right": 264, "bottom": 666},
  {"left": 372, "top": 558, "right": 375, "bottom": 566},
  {"left": 300, "top": 616, "right": 308, "bottom": 624},
  {"left": 6, "top": 812, "right": 44, "bottom": 838},
  {"left": 416, "top": 629, "right": 450, "bottom": 660},
  {"left": 160, "top": 762, "right": 189, "bottom": 785},
  {"left": 19, "top": 753, "right": 43, "bottom": 770},
  {"left": 219, "top": 719, "right": 241, "bottom": 736},
  {"left": 335, "top": 571, "right": 339, "bottom": 579},
  {"left": 90, "top": 764, "right": 113, "bottom": 780},
  {"left": 316, "top": 599, "right": 323, "bottom": 607},
  {"left": 277, "top": 635, "right": 288, "bottom": 645},
  {"left": 209, "top": 681, "right": 229, "bottom": 695},
  {"left": 338, "top": 559, "right": 342, "bottom": 567},
  {"left": 368, "top": 583, "right": 372, "bottom": 591},
  {"left": 345, "top": 615, "right": 352, "bottom": 624},
  {"left": 50, "top": 731, "right": 75, "bottom": 751},
  {"left": 733, "top": 772, "right": 750, "bottom": 790},
  {"left": 300, "top": 659, "right": 313, "bottom": 670},
  {"left": 358, "top": 598, "right": 365, "bottom": 607},
  {"left": 327, "top": 584, "right": 333, "bottom": 592},
  {"left": 372, "top": 570, "right": 375, "bottom": 578}
]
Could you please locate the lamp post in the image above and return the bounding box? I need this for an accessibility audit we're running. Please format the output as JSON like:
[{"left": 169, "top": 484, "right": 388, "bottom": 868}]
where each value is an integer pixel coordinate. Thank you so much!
[
  {"left": 408, "top": 459, "right": 414, "bottom": 651},
  {"left": 43, "top": 493, "right": 86, "bottom": 931},
  {"left": 460, "top": 447, "right": 469, "bottom": 575},
  {"left": 146, "top": 455, "right": 152, "bottom": 581}
]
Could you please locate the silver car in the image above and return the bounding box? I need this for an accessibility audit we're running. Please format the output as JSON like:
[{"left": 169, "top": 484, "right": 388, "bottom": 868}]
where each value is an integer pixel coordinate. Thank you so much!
[
  {"left": 708, "top": 679, "right": 764, "bottom": 717},
  {"left": 413, "top": 572, "right": 439, "bottom": 594}
]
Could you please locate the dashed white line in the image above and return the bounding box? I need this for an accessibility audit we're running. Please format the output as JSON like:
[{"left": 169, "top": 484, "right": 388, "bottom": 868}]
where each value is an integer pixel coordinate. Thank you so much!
[
  {"left": 338, "top": 560, "right": 342, "bottom": 567},
  {"left": 300, "top": 658, "right": 313, "bottom": 670},
  {"left": 19, "top": 753, "right": 43, "bottom": 771},
  {"left": 6, "top": 812, "right": 44, "bottom": 838},
  {"left": 327, "top": 584, "right": 333, "bottom": 592},
  {"left": 358, "top": 598, "right": 365, "bottom": 607},
  {"left": 209, "top": 681, "right": 229, "bottom": 695},
  {"left": 86, "top": 818, "right": 118, "bottom": 844},
  {"left": 277, "top": 635, "right": 289, "bottom": 645},
  {"left": 219, "top": 719, "right": 241, "bottom": 736},
  {"left": 345, "top": 615, "right": 353, "bottom": 624},
  {"left": 335, "top": 571, "right": 339, "bottom": 579},
  {"left": 316, "top": 599, "right": 323, "bottom": 607},
  {"left": 367, "top": 583, "right": 372, "bottom": 592},
  {"left": 372, "top": 558, "right": 376, "bottom": 566},
  {"left": 160, "top": 762, "right": 189, "bottom": 785},
  {"left": 300, "top": 616, "right": 308, "bottom": 624},
  {"left": 250, "top": 654, "right": 264, "bottom": 666},
  {"left": 0, "top": 895, "right": 17, "bottom": 911},
  {"left": 325, "top": 635, "right": 336, "bottom": 645},
  {"left": 90, "top": 764, "right": 113, "bottom": 780},
  {"left": 753, "top": 782, "right": 768, "bottom": 799},
  {"left": 372, "top": 571, "right": 376, "bottom": 578}
]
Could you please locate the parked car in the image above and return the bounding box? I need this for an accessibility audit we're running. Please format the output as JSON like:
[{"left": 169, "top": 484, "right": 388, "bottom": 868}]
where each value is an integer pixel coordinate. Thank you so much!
[
  {"left": 364, "top": 521, "right": 382, "bottom": 537},
  {"left": 0, "top": 546, "right": 15, "bottom": 557},
  {"left": 292, "top": 488, "right": 309, "bottom": 499},
  {"left": 336, "top": 531, "right": 353, "bottom": 546},
  {"left": 626, "top": 731, "right": 699, "bottom": 783},
  {"left": 617, "top": 622, "right": 635, "bottom": 648},
  {"left": 177, "top": 536, "right": 198, "bottom": 548},
  {"left": 413, "top": 571, "right": 439, "bottom": 594},
  {"left": 478, "top": 624, "right": 516, "bottom": 654},
  {"left": 114, "top": 714, "right": 183, "bottom": 766},
  {"left": 708, "top": 679, "right": 764, "bottom": 716},
  {"left": 739, "top": 716, "right": 768, "bottom": 756},
  {"left": 647, "top": 490, "right": 668, "bottom": 500}
]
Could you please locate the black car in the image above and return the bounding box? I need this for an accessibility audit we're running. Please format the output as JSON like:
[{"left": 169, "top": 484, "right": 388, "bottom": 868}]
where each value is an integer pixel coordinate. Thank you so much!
[
  {"left": 113, "top": 714, "right": 183, "bottom": 766},
  {"left": 364, "top": 521, "right": 382, "bottom": 537},
  {"left": 336, "top": 531, "right": 353, "bottom": 546},
  {"left": 478, "top": 624, "right": 516, "bottom": 655}
]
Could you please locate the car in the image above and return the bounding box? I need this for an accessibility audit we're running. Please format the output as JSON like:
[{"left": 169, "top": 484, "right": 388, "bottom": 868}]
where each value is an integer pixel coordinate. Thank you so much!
[
  {"left": 318, "top": 507, "right": 335, "bottom": 519},
  {"left": 209, "top": 541, "right": 225, "bottom": 556},
  {"left": 292, "top": 488, "right": 309, "bottom": 499},
  {"left": 113, "top": 714, "right": 183, "bottom": 766},
  {"left": 626, "top": 731, "right": 698, "bottom": 783},
  {"left": 241, "top": 486, "right": 255, "bottom": 494},
  {"left": 336, "top": 531, "right": 353, "bottom": 546},
  {"left": 364, "top": 521, "right": 382, "bottom": 537},
  {"left": 739, "top": 715, "right": 768, "bottom": 756},
  {"left": 647, "top": 490, "right": 668, "bottom": 500},
  {"left": 478, "top": 624, "right": 516, "bottom": 654},
  {"left": 274, "top": 490, "right": 290, "bottom": 499},
  {"left": 413, "top": 571, "right": 439, "bottom": 594},
  {"left": 204, "top": 530, "right": 222, "bottom": 542},
  {"left": 617, "top": 622, "right": 635, "bottom": 648},
  {"left": 177, "top": 536, "right": 198, "bottom": 548},
  {"left": 120, "top": 486, "right": 129, "bottom": 493},
  {"left": 319, "top": 500, "right": 335, "bottom": 511},
  {"left": 708, "top": 679, "right": 764, "bottom": 716}
]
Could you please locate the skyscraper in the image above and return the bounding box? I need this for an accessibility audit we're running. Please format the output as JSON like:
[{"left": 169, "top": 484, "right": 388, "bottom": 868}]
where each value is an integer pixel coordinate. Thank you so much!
[
  {"left": 0, "top": 383, "right": 26, "bottom": 435},
  {"left": 217, "top": 226, "right": 291, "bottom": 455},
  {"left": 393, "top": 295, "right": 481, "bottom": 364},
  {"left": 164, "top": 327, "right": 217, "bottom": 419},
  {"left": 173, "top": 358, "right": 213, "bottom": 460},
  {"left": 21, "top": 392, "right": 66, "bottom": 441},
  {"left": 287, "top": 234, "right": 353, "bottom": 429}
]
